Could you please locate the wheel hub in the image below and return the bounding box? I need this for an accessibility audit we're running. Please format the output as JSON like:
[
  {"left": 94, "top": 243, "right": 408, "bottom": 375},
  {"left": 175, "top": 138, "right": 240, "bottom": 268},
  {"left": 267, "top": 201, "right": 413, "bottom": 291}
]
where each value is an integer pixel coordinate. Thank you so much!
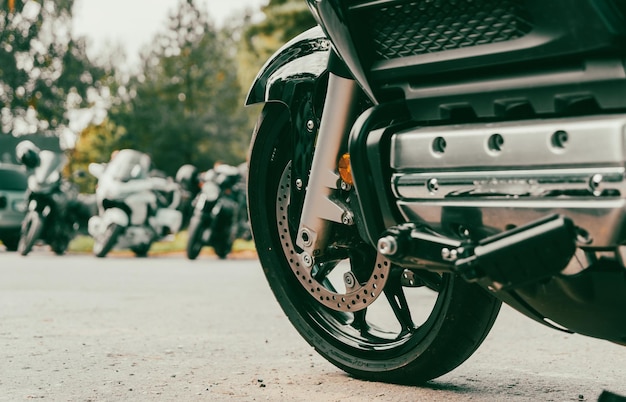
[{"left": 277, "top": 163, "right": 390, "bottom": 312}]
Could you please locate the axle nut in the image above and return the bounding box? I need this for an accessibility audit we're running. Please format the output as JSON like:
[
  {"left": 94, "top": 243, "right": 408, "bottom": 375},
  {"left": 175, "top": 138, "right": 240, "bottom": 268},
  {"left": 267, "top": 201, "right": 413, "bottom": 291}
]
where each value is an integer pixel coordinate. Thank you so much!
[{"left": 378, "top": 236, "right": 398, "bottom": 256}]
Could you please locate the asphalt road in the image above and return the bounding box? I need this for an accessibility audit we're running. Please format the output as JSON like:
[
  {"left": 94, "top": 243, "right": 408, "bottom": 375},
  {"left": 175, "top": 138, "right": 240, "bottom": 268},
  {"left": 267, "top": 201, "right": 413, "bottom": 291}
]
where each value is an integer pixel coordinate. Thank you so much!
[{"left": 1, "top": 248, "right": 625, "bottom": 401}]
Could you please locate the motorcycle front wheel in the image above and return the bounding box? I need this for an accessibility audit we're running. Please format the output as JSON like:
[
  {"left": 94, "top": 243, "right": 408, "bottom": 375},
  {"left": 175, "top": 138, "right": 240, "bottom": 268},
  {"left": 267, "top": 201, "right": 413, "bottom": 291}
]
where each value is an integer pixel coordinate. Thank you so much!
[
  {"left": 50, "top": 232, "right": 70, "bottom": 255},
  {"left": 93, "top": 223, "right": 123, "bottom": 258},
  {"left": 248, "top": 103, "right": 502, "bottom": 384},
  {"left": 18, "top": 211, "right": 44, "bottom": 256},
  {"left": 131, "top": 243, "right": 151, "bottom": 258},
  {"left": 186, "top": 216, "right": 205, "bottom": 260}
]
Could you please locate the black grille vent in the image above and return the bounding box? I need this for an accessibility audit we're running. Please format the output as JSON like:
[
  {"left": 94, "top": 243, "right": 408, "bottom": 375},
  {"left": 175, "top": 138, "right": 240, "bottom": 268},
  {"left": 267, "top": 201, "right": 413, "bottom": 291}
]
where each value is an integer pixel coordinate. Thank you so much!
[{"left": 356, "top": 0, "right": 533, "bottom": 60}]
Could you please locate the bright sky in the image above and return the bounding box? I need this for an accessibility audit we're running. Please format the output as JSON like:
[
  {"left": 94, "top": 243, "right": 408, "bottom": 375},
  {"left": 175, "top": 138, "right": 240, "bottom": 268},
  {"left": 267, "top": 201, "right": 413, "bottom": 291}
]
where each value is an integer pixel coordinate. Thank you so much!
[{"left": 73, "top": 0, "right": 267, "bottom": 68}]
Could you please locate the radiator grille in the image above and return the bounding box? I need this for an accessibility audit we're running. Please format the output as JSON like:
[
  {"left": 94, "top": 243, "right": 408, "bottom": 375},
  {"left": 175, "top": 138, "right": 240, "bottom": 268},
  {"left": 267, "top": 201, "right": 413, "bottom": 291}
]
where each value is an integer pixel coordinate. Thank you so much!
[{"left": 355, "top": 0, "right": 533, "bottom": 60}]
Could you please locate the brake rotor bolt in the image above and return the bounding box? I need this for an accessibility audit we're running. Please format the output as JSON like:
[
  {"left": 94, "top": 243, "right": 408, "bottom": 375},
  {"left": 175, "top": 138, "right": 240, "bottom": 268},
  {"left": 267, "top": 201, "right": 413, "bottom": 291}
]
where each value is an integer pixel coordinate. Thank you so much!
[
  {"left": 301, "top": 252, "right": 313, "bottom": 267},
  {"left": 295, "top": 178, "right": 303, "bottom": 190},
  {"left": 343, "top": 272, "right": 356, "bottom": 288},
  {"left": 306, "top": 120, "right": 315, "bottom": 132}
]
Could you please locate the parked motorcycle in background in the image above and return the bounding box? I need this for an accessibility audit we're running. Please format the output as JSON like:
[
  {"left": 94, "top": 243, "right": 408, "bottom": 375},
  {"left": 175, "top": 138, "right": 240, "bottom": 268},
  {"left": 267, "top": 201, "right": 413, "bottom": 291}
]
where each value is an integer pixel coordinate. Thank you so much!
[
  {"left": 175, "top": 163, "right": 201, "bottom": 229},
  {"left": 88, "top": 149, "right": 183, "bottom": 258},
  {"left": 15, "top": 141, "right": 94, "bottom": 256},
  {"left": 185, "top": 163, "right": 249, "bottom": 260},
  {"left": 246, "top": 0, "right": 626, "bottom": 385}
]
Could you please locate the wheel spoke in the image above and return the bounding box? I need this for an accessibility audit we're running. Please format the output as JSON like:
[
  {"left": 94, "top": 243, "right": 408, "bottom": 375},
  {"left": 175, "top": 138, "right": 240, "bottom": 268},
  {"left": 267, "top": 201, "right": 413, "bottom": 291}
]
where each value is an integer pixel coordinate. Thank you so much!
[
  {"left": 384, "top": 267, "right": 415, "bottom": 332},
  {"left": 312, "top": 260, "right": 340, "bottom": 282}
]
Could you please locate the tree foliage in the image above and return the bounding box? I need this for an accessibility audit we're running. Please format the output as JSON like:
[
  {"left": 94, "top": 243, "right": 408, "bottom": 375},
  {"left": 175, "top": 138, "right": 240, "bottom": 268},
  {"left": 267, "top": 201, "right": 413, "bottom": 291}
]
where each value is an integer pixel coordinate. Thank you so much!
[
  {"left": 107, "top": 0, "right": 249, "bottom": 176},
  {"left": 0, "top": 0, "right": 104, "bottom": 137},
  {"left": 238, "top": 0, "right": 317, "bottom": 93}
]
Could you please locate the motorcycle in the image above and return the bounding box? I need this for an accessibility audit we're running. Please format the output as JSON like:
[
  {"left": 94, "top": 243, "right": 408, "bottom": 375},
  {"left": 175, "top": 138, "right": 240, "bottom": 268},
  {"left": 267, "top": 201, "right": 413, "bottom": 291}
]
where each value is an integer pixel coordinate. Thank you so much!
[
  {"left": 88, "top": 149, "right": 183, "bottom": 258},
  {"left": 245, "top": 0, "right": 626, "bottom": 384},
  {"left": 15, "top": 141, "right": 94, "bottom": 256},
  {"left": 185, "top": 163, "right": 249, "bottom": 260},
  {"left": 175, "top": 163, "right": 201, "bottom": 229}
]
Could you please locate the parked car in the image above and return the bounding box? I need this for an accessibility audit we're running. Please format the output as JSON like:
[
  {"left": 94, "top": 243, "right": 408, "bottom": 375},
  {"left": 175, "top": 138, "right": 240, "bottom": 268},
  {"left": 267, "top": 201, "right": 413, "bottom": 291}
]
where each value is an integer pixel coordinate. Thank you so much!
[{"left": 0, "top": 164, "right": 28, "bottom": 251}]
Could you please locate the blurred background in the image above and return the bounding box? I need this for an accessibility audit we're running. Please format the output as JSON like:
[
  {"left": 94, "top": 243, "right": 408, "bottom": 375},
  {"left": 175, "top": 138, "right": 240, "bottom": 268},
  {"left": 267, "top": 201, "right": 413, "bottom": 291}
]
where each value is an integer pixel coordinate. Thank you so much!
[{"left": 0, "top": 0, "right": 317, "bottom": 192}]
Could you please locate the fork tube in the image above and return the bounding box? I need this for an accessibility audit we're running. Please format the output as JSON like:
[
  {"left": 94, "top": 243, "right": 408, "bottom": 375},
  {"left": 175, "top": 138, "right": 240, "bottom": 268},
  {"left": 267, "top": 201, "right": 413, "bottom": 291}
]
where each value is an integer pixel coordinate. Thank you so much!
[{"left": 296, "top": 71, "right": 361, "bottom": 261}]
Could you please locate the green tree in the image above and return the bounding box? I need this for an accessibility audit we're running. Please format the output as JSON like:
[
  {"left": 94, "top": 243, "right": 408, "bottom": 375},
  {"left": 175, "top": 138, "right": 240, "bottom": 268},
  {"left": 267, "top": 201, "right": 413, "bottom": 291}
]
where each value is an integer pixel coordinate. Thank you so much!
[
  {"left": 0, "top": 0, "right": 105, "bottom": 137},
  {"left": 238, "top": 0, "right": 316, "bottom": 93},
  {"left": 67, "top": 117, "right": 122, "bottom": 192},
  {"left": 109, "top": 0, "right": 248, "bottom": 176}
]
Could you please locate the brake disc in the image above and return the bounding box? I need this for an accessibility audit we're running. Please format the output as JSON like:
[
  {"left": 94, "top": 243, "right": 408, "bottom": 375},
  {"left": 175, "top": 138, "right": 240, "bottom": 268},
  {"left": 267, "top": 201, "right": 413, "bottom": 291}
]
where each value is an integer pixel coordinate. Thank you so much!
[{"left": 276, "top": 163, "right": 390, "bottom": 312}]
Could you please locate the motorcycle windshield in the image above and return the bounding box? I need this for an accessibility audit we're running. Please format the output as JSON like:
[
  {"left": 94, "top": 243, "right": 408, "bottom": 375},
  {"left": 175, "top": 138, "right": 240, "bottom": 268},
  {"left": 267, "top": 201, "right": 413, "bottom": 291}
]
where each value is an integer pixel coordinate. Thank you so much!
[
  {"left": 33, "top": 150, "right": 67, "bottom": 184},
  {"left": 103, "top": 149, "right": 151, "bottom": 182}
]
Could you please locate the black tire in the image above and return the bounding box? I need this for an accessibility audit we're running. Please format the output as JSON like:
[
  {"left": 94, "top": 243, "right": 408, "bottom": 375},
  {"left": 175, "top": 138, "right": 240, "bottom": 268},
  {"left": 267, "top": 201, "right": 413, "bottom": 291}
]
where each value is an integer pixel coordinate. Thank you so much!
[
  {"left": 212, "top": 209, "right": 233, "bottom": 259},
  {"left": 212, "top": 239, "right": 230, "bottom": 260},
  {"left": 2, "top": 236, "right": 19, "bottom": 252},
  {"left": 93, "top": 223, "right": 123, "bottom": 258},
  {"left": 18, "top": 211, "right": 44, "bottom": 256},
  {"left": 50, "top": 238, "right": 69, "bottom": 256},
  {"left": 131, "top": 243, "right": 151, "bottom": 258},
  {"left": 248, "top": 103, "right": 502, "bottom": 384},
  {"left": 186, "top": 216, "right": 205, "bottom": 260}
]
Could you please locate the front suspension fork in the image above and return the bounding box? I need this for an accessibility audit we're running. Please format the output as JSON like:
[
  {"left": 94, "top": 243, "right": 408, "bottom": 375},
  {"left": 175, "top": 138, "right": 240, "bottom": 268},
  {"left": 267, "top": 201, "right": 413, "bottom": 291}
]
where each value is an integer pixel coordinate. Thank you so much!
[{"left": 295, "top": 72, "right": 361, "bottom": 265}]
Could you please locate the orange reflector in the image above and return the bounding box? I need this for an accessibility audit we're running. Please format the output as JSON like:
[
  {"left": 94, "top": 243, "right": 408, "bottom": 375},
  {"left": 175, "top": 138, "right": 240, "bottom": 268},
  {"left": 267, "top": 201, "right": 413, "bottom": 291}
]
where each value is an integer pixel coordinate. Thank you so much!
[{"left": 338, "top": 153, "right": 353, "bottom": 185}]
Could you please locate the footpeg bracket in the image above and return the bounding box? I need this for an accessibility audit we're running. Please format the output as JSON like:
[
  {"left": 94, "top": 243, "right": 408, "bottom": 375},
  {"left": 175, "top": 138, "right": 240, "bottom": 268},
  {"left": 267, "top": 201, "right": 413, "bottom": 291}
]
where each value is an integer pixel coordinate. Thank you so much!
[{"left": 379, "top": 215, "right": 577, "bottom": 290}]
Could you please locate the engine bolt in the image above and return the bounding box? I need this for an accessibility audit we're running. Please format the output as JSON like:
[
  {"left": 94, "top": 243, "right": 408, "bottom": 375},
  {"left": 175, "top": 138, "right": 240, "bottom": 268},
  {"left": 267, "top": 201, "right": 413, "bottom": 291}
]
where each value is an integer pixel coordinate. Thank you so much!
[
  {"left": 590, "top": 174, "right": 603, "bottom": 196},
  {"left": 340, "top": 181, "right": 352, "bottom": 191},
  {"left": 427, "top": 178, "right": 439, "bottom": 194},
  {"left": 342, "top": 212, "right": 354, "bottom": 226},
  {"left": 442, "top": 248, "right": 459, "bottom": 261},
  {"left": 458, "top": 225, "right": 471, "bottom": 238}
]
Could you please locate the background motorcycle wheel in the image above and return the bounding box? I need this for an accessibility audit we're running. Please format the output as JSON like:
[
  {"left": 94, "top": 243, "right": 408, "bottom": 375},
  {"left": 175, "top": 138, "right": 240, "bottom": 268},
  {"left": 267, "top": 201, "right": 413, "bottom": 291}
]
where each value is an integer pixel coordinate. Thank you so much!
[
  {"left": 131, "top": 243, "right": 151, "bottom": 258},
  {"left": 18, "top": 211, "right": 44, "bottom": 256},
  {"left": 212, "top": 239, "right": 230, "bottom": 260},
  {"left": 185, "top": 216, "right": 205, "bottom": 260},
  {"left": 248, "top": 104, "right": 502, "bottom": 384},
  {"left": 2, "top": 236, "right": 19, "bottom": 252},
  {"left": 50, "top": 238, "right": 69, "bottom": 256},
  {"left": 93, "top": 223, "right": 123, "bottom": 258},
  {"left": 211, "top": 209, "right": 233, "bottom": 260}
]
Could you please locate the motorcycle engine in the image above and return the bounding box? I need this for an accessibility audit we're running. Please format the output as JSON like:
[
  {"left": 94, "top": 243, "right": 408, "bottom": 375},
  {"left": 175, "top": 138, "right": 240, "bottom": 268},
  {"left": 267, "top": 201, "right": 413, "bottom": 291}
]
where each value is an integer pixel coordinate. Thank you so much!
[{"left": 388, "top": 114, "right": 626, "bottom": 248}]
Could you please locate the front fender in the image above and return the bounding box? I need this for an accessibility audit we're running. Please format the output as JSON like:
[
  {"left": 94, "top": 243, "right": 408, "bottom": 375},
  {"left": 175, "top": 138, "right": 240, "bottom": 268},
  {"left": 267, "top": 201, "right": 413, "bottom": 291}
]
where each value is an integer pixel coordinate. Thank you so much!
[{"left": 246, "top": 25, "right": 330, "bottom": 106}]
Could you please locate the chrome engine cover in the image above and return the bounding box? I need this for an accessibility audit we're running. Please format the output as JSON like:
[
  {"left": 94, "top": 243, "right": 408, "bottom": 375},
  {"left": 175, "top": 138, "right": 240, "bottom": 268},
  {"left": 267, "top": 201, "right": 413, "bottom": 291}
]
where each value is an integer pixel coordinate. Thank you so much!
[{"left": 389, "top": 114, "right": 626, "bottom": 247}]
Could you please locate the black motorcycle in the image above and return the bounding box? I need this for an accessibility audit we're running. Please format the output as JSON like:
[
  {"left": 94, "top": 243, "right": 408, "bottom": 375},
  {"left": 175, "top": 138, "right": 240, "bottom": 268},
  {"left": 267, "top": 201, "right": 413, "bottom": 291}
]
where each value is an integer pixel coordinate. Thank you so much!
[
  {"left": 16, "top": 142, "right": 94, "bottom": 256},
  {"left": 186, "top": 164, "right": 248, "bottom": 260},
  {"left": 246, "top": 0, "right": 626, "bottom": 385}
]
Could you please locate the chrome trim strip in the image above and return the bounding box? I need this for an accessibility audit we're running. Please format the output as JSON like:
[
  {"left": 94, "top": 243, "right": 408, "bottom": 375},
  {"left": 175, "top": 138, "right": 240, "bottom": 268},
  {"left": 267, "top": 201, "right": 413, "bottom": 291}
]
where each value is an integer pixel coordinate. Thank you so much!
[{"left": 393, "top": 167, "right": 626, "bottom": 199}]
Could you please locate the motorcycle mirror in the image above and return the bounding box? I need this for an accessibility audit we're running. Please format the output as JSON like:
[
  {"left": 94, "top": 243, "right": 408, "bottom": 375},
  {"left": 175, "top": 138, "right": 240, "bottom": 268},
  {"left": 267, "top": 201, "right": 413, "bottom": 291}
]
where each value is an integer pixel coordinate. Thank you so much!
[
  {"left": 88, "top": 163, "right": 105, "bottom": 178},
  {"left": 15, "top": 141, "right": 41, "bottom": 169}
]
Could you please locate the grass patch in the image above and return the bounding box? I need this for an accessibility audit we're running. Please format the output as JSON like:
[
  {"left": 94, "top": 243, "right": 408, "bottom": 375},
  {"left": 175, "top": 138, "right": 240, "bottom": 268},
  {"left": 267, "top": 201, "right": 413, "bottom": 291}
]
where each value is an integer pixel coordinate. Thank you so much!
[{"left": 69, "top": 231, "right": 255, "bottom": 255}]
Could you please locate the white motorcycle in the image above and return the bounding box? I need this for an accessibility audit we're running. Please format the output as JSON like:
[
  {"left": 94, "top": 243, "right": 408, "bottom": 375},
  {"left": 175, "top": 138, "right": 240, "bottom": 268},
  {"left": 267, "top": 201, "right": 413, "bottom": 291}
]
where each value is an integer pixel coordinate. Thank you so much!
[{"left": 88, "top": 149, "right": 182, "bottom": 258}]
